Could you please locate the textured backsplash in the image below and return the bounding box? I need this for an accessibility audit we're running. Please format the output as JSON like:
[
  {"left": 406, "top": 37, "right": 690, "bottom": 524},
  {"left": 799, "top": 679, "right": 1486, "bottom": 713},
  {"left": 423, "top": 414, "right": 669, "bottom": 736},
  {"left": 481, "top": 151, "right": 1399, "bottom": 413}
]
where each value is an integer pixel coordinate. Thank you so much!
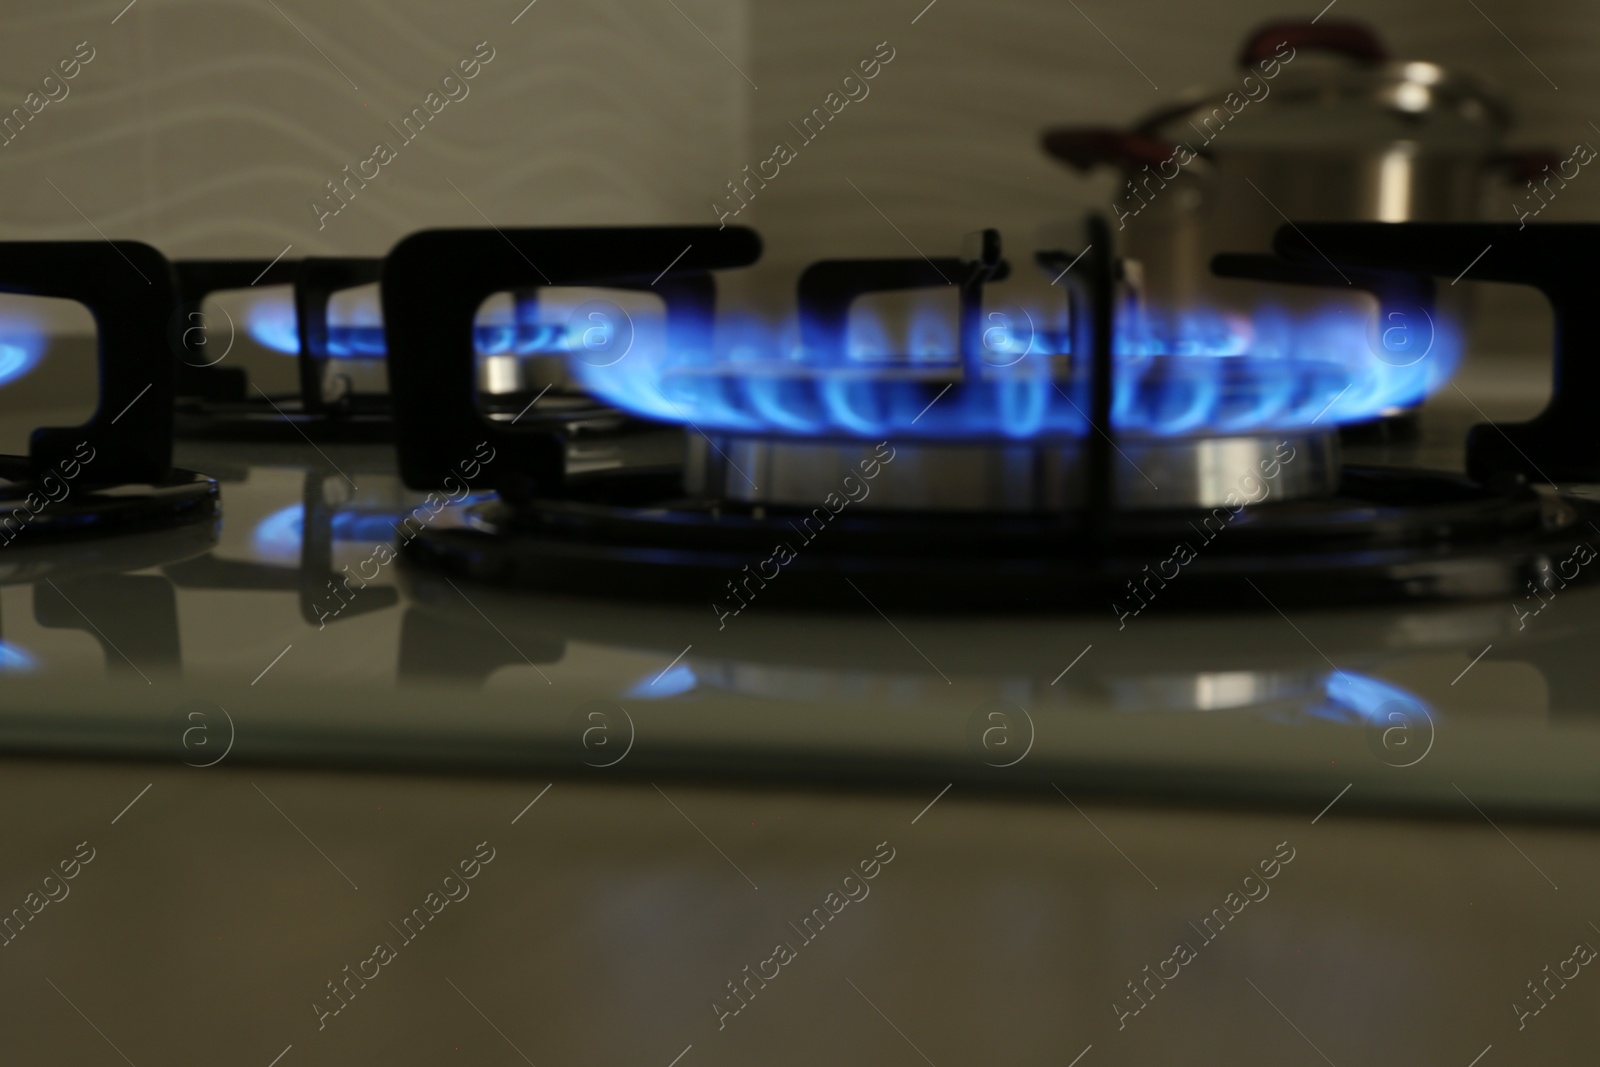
[
  {"left": 0, "top": 0, "right": 1594, "bottom": 355},
  {"left": 0, "top": 0, "right": 748, "bottom": 252}
]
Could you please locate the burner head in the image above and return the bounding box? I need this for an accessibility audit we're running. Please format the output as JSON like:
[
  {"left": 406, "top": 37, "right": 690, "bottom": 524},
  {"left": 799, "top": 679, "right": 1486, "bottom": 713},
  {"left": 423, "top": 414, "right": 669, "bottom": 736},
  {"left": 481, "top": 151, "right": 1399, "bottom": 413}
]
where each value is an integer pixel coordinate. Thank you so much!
[{"left": 688, "top": 431, "right": 1335, "bottom": 512}]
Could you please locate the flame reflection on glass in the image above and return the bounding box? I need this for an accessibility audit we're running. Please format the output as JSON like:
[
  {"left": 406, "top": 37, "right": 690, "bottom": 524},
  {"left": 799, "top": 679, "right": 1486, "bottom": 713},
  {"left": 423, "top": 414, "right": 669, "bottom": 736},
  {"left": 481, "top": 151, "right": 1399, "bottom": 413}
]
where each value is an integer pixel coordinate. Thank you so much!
[
  {"left": 251, "top": 504, "right": 448, "bottom": 561},
  {"left": 1319, "top": 671, "right": 1434, "bottom": 725},
  {"left": 626, "top": 663, "right": 698, "bottom": 698},
  {"left": 0, "top": 640, "right": 37, "bottom": 672}
]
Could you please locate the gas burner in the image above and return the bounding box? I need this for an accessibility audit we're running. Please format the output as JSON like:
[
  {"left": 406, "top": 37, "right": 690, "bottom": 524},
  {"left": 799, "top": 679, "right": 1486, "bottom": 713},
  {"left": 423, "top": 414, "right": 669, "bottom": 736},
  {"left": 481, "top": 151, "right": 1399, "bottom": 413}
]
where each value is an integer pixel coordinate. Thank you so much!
[
  {"left": 567, "top": 223, "right": 1457, "bottom": 513},
  {"left": 174, "top": 239, "right": 707, "bottom": 445},
  {"left": 688, "top": 431, "right": 1337, "bottom": 512},
  {"left": 382, "top": 217, "right": 1600, "bottom": 612},
  {"left": 0, "top": 241, "right": 219, "bottom": 549},
  {"left": 677, "top": 229, "right": 1349, "bottom": 512},
  {"left": 172, "top": 256, "right": 297, "bottom": 403},
  {"left": 172, "top": 255, "right": 396, "bottom": 441}
]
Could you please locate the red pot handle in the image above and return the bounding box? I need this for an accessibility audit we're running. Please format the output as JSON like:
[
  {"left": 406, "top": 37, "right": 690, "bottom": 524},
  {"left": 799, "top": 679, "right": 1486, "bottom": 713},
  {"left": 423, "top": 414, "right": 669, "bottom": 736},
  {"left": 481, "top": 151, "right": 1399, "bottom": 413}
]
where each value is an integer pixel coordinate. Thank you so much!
[
  {"left": 1041, "top": 127, "right": 1176, "bottom": 173},
  {"left": 1238, "top": 20, "right": 1389, "bottom": 67}
]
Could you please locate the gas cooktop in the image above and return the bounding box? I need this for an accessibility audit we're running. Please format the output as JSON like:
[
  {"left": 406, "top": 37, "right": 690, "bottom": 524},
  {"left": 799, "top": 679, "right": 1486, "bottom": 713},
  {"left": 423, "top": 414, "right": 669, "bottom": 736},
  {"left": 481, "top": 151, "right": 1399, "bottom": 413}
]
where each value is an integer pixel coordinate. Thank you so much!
[{"left": 0, "top": 220, "right": 1596, "bottom": 822}]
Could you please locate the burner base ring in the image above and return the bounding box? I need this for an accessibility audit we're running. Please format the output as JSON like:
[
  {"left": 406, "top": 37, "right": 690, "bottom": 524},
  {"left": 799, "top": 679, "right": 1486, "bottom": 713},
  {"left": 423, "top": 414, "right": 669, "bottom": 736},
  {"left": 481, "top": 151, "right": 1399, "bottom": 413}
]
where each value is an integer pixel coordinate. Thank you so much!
[
  {"left": 400, "top": 467, "right": 1600, "bottom": 612},
  {"left": 688, "top": 431, "right": 1339, "bottom": 512},
  {"left": 0, "top": 464, "right": 219, "bottom": 550}
]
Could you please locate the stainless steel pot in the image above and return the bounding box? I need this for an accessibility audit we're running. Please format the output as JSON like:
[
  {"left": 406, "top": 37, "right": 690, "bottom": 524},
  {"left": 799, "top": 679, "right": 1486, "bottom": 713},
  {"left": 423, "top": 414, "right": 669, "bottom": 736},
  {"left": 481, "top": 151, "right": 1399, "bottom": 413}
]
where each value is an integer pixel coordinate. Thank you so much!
[{"left": 1042, "top": 20, "right": 1551, "bottom": 311}]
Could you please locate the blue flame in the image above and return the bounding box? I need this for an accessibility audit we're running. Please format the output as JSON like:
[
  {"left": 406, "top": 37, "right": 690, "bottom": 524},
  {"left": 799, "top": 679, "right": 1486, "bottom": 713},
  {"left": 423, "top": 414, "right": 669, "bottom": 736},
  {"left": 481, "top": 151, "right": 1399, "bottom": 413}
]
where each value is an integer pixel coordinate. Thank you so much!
[
  {"left": 245, "top": 299, "right": 299, "bottom": 354},
  {"left": 252, "top": 504, "right": 462, "bottom": 560},
  {"left": 572, "top": 302, "right": 1460, "bottom": 438},
  {"left": 251, "top": 504, "right": 305, "bottom": 561},
  {"left": 246, "top": 295, "right": 579, "bottom": 359},
  {"left": 626, "top": 662, "right": 697, "bottom": 698},
  {"left": 241, "top": 290, "right": 1461, "bottom": 437},
  {"left": 0, "top": 314, "right": 47, "bottom": 387},
  {"left": 0, "top": 640, "right": 36, "bottom": 672},
  {"left": 1319, "top": 671, "right": 1433, "bottom": 725}
]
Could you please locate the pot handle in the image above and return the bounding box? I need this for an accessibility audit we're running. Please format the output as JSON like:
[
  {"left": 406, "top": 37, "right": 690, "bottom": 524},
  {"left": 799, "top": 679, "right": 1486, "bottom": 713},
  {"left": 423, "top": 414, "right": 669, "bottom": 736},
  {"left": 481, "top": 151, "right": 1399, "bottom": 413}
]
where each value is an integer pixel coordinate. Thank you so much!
[
  {"left": 1238, "top": 20, "right": 1389, "bottom": 67},
  {"left": 1040, "top": 127, "right": 1175, "bottom": 173}
]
